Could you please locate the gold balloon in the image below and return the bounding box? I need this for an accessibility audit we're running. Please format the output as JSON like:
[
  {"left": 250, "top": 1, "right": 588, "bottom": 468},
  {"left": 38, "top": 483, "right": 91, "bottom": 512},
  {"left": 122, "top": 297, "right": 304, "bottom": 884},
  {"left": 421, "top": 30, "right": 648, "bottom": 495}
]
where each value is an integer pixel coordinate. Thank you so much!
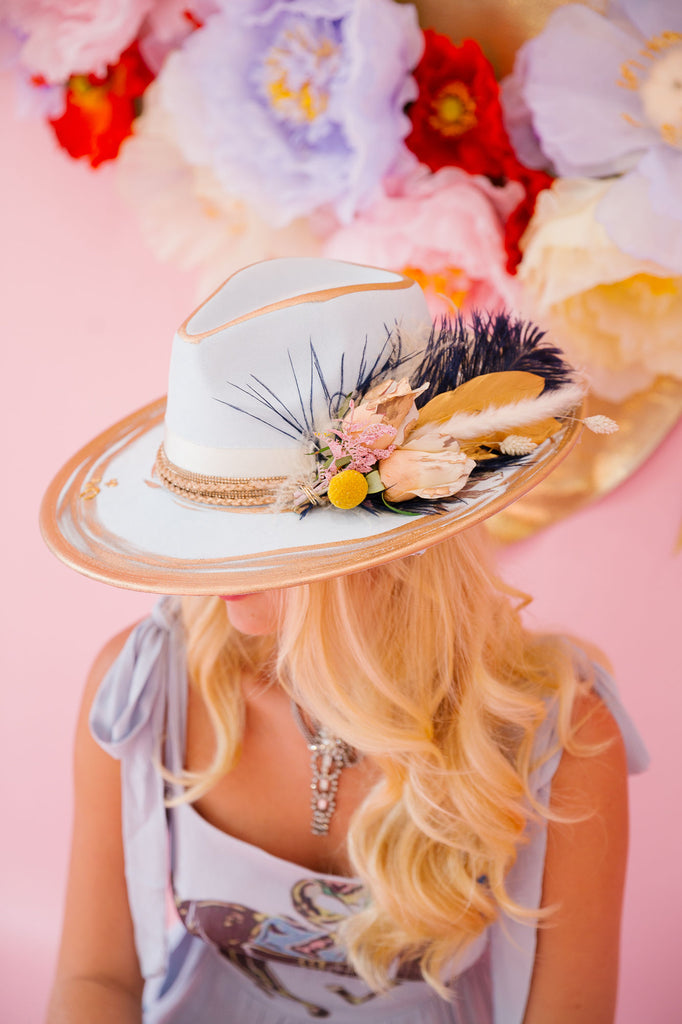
[
  {"left": 404, "top": 0, "right": 682, "bottom": 540},
  {"left": 404, "top": 0, "right": 607, "bottom": 76},
  {"left": 488, "top": 379, "right": 682, "bottom": 543}
]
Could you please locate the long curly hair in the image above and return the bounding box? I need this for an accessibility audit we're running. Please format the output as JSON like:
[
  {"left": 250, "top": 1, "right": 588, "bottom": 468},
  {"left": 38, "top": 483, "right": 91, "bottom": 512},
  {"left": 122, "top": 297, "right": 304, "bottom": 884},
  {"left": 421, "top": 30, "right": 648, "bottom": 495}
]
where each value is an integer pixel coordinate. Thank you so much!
[{"left": 178, "top": 526, "right": 589, "bottom": 994}]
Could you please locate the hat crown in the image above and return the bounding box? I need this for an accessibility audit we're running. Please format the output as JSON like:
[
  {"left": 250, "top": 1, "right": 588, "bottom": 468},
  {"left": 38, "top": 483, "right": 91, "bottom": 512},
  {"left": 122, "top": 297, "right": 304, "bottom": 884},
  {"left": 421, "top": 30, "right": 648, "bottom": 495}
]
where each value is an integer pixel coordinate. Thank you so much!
[{"left": 163, "top": 258, "right": 431, "bottom": 479}]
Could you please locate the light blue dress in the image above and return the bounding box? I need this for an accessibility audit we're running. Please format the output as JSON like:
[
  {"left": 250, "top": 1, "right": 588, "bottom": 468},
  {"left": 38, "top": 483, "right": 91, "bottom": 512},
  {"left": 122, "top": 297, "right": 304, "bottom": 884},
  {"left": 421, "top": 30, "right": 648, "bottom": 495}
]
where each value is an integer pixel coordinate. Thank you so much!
[{"left": 90, "top": 597, "right": 648, "bottom": 1024}]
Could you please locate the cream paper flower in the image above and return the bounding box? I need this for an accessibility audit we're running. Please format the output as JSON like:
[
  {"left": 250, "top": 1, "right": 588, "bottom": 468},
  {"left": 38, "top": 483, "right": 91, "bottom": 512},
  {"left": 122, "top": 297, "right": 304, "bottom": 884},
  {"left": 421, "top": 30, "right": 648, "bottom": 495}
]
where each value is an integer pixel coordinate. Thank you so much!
[
  {"left": 518, "top": 178, "right": 682, "bottom": 401},
  {"left": 117, "top": 79, "right": 322, "bottom": 295}
]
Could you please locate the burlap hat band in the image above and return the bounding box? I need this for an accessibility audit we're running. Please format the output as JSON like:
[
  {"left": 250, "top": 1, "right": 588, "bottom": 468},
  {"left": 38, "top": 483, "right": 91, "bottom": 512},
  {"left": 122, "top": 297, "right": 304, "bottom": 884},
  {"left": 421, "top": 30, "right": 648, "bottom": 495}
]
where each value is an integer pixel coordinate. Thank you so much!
[{"left": 155, "top": 443, "right": 288, "bottom": 507}]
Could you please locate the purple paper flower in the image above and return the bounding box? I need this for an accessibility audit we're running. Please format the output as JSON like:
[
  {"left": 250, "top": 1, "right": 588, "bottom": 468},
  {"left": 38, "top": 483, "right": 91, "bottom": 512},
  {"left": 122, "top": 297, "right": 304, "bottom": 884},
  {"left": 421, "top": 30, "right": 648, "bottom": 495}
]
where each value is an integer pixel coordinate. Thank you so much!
[
  {"left": 160, "top": 0, "right": 423, "bottom": 225},
  {"left": 504, "top": 0, "right": 682, "bottom": 272}
]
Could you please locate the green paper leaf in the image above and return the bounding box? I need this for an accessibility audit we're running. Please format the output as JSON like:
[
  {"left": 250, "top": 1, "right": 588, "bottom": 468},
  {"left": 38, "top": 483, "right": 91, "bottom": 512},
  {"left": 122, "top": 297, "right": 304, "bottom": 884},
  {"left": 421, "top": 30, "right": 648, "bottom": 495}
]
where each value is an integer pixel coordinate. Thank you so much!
[
  {"left": 335, "top": 456, "right": 352, "bottom": 470},
  {"left": 336, "top": 394, "right": 353, "bottom": 418},
  {"left": 365, "top": 469, "right": 384, "bottom": 494}
]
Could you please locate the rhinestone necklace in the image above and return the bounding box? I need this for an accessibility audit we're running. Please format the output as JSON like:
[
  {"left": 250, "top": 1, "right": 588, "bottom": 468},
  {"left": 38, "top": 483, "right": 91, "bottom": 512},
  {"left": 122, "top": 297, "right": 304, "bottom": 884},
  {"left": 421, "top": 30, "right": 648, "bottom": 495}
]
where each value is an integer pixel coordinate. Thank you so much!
[{"left": 291, "top": 702, "right": 360, "bottom": 835}]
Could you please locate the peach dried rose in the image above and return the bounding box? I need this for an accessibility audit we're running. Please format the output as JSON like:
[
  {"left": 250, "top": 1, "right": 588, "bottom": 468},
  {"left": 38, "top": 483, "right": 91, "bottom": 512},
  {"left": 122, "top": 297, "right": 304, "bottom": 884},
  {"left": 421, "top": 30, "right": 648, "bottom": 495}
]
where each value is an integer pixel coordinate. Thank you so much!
[
  {"left": 380, "top": 445, "right": 475, "bottom": 502},
  {"left": 347, "top": 378, "right": 428, "bottom": 449}
]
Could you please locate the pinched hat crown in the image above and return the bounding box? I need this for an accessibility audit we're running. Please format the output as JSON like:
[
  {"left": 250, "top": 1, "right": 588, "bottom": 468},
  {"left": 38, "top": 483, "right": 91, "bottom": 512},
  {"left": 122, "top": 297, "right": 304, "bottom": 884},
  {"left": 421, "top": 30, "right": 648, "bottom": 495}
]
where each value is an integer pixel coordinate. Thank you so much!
[{"left": 160, "top": 258, "right": 431, "bottom": 500}]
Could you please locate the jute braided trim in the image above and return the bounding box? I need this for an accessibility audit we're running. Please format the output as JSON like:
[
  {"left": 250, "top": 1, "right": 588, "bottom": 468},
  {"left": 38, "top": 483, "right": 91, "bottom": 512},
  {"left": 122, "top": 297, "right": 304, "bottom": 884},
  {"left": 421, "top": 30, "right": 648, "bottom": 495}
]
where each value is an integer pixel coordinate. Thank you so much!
[{"left": 154, "top": 445, "right": 286, "bottom": 506}]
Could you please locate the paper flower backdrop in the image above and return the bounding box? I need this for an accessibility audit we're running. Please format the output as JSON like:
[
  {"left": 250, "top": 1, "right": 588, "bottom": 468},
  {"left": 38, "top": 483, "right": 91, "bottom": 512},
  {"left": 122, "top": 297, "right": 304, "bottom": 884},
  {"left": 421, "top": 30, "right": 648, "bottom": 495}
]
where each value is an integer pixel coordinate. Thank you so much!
[
  {"left": 155, "top": 0, "right": 423, "bottom": 225},
  {"left": 519, "top": 178, "right": 682, "bottom": 403},
  {"left": 504, "top": 0, "right": 682, "bottom": 274},
  {"left": 324, "top": 163, "right": 522, "bottom": 317},
  {"left": 5, "top": 0, "right": 681, "bottom": 538}
]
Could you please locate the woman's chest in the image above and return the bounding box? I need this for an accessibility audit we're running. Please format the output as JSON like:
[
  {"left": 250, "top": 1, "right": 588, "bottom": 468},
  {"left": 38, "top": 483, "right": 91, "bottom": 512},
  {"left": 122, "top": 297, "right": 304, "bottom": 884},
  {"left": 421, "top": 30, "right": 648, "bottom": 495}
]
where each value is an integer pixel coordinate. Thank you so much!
[{"left": 184, "top": 678, "right": 379, "bottom": 876}]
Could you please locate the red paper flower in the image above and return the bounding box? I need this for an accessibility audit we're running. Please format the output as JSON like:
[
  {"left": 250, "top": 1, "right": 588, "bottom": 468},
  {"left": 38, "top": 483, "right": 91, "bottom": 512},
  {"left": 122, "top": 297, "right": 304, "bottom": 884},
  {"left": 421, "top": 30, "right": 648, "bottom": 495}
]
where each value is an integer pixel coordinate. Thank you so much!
[
  {"left": 49, "top": 42, "right": 154, "bottom": 169},
  {"left": 501, "top": 158, "right": 553, "bottom": 273},
  {"left": 405, "top": 31, "right": 552, "bottom": 271}
]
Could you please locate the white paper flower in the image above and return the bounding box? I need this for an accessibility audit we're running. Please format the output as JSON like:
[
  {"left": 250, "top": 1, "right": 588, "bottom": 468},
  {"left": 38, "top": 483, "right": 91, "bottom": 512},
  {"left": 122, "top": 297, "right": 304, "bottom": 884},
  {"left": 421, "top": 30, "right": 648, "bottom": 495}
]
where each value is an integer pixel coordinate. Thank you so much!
[{"left": 117, "top": 80, "right": 322, "bottom": 294}]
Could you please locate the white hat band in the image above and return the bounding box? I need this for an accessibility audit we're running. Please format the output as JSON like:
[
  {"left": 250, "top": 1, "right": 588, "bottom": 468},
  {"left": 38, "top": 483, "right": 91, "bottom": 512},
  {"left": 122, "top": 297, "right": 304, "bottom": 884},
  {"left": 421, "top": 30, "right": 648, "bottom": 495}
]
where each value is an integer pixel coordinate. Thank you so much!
[{"left": 163, "top": 427, "right": 305, "bottom": 478}]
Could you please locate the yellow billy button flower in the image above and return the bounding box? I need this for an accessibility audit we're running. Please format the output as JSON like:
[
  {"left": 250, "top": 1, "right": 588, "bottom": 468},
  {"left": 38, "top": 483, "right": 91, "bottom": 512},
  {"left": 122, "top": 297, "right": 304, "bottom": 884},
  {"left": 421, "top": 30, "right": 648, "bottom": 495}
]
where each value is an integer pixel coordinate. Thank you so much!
[{"left": 327, "top": 470, "right": 369, "bottom": 509}]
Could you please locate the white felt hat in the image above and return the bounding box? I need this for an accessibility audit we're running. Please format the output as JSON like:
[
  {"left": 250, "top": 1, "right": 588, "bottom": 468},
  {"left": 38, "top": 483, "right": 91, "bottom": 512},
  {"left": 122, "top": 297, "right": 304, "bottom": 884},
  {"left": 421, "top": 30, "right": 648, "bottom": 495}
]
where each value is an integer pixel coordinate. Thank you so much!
[{"left": 40, "top": 258, "right": 582, "bottom": 594}]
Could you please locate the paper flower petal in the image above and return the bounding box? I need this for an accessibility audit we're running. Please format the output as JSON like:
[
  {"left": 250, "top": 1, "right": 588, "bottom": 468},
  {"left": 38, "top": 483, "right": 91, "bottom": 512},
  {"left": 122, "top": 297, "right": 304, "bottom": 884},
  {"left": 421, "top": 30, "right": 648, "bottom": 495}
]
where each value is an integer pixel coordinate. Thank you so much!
[
  {"left": 596, "top": 149, "right": 682, "bottom": 274},
  {"left": 519, "top": 177, "right": 682, "bottom": 400},
  {"left": 8, "top": 0, "right": 154, "bottom": 81},
  {"left": 515, "top": 4, "right": 657, "bottom": 177},
  {"left": 324, "top": 164, "right": 522, "bottom": 316},
  {"left": 160, "top": 0, "right": 422, "bottom": 226},
  {"left": 117, "top": 79, "right": 323, "bottom": 293}
]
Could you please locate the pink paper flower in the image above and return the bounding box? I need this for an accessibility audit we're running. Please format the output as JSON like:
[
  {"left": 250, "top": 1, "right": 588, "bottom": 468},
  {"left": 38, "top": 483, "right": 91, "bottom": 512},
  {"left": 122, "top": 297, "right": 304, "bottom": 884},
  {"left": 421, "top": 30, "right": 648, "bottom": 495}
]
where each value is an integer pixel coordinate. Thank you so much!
[
  {"left": 8, "top": 0, "right": 154, "bottom": 82},
  {"left": 7, "top": 0, "right": 214, "bottom": 82},
  {"left": 324, "top": 163, "right": 522, "bottom": 317}
]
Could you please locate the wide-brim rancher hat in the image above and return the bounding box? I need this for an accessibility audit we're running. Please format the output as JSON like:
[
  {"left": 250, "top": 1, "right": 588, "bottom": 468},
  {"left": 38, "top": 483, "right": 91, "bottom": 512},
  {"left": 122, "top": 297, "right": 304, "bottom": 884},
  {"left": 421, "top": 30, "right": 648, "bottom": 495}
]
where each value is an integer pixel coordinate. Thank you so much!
[{"left": 40, "top": 258, "right": 585, "bottom": 594}]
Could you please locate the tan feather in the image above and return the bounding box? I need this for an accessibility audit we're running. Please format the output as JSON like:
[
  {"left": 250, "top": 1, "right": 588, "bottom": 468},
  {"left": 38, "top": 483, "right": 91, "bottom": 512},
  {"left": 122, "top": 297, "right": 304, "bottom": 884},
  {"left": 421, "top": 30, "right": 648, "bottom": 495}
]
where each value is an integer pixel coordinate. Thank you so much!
[
  {"left": 416, "top": 372, "right": 546, "bottom": 428},
  {"left": 411, "top": 382, "right": 584, "bottom": 442}
]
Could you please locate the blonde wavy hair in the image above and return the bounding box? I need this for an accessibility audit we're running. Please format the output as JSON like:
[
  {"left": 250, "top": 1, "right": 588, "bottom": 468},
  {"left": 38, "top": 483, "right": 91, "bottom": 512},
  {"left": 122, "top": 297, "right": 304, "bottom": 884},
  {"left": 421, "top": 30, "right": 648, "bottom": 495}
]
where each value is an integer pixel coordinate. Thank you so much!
[{"left": 179, "top": 526, "right": 591, "bottom": 994}]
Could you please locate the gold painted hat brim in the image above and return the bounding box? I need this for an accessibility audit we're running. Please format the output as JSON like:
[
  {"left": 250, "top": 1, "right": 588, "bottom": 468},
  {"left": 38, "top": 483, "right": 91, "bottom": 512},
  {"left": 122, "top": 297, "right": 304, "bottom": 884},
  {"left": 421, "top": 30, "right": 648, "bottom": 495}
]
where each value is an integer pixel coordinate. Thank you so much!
[{"left": 40, "top": 396, "right": 583, "bottom": 595}]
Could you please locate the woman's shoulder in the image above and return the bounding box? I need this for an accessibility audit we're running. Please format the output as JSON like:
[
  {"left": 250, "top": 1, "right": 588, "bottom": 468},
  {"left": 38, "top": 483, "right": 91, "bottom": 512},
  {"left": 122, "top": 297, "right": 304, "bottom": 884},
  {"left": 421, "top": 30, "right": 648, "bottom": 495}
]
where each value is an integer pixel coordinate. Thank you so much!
[
  {"left": 554, "top": 688, "right": 628, "bottom": 812},
  {"left": 563, "top": 636, "right": 649, "bottom": 776},
  {"left": 527, "top": 636, "right": 648, "bottom": 807}
]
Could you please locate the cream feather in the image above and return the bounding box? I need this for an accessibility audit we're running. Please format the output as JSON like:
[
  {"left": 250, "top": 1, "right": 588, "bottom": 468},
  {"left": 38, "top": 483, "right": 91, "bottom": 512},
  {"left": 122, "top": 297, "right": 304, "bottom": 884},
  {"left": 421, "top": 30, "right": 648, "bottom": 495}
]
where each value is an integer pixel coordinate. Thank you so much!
[{"left": 410, "top": 382, "right": 585, "bottom": 442}]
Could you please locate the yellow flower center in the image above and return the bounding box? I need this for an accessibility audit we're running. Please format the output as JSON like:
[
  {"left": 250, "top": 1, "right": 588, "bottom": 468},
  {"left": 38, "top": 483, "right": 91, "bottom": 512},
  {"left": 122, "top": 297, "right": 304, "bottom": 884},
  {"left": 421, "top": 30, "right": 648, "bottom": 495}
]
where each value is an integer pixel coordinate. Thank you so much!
[
  {"left": 617, "top": 32, "right": 682, "bottom": 147},
  {"left": 327, "top": 469, "right": 369, "bottom": 509},
  {"left": 267, "top": 76, "right": 324, "bottom": 122},
  {"left": 428, "top": 82, "right": 477, "bottom": 137},
  {"left": 264, "top": 27, "right": 339, "bottom": 125}
]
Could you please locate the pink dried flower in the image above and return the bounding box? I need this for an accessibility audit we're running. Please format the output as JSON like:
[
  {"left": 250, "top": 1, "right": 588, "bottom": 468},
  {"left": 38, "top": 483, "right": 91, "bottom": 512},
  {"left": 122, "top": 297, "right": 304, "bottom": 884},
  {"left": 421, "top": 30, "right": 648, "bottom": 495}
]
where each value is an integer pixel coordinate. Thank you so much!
[{"left": 319, "top": 419, "right": 397, "bottom": 485}]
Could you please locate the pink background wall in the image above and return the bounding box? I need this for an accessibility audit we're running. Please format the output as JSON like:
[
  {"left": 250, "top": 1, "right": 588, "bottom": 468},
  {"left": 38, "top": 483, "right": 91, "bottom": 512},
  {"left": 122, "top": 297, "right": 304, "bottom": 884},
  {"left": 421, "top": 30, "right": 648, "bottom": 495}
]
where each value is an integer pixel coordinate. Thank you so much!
[{"left": 2, "top": 73, "right": 681, "bottom": 1021}]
